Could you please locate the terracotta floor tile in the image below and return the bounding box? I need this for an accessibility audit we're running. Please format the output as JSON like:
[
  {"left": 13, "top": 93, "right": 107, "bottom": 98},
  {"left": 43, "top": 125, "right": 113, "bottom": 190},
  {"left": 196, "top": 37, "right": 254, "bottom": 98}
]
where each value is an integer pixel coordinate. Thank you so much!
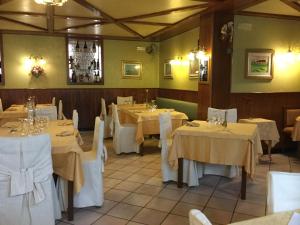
[
  {"left": 235, "top": 200, "right": 266, "bottom": 217},
  {"left": 127, "top": 174, "right": 152, "bottom": 183},
  {"left": 108, "top": 171, "right": 132, "bottom": 180},
  {"left": 105, "top": 189, "right": 131, "bottom": 202},
  {"left": 132, "top": 208, "right": 167, "bottom": 225},
  {"left": 161, "top": 214, "right": 189, "bottom": 225},
  {"left": 171, "top": 202, "right": 203, "bottom": 217},
  {"left": 93, "top": 215, "right": 128, "bottom": 225},
  {"left": 62, "top": 209, "right": 102, "bottom": 225},
  {"left": 181, "top": 192, "right": 210, "bottom": 206},
  {"left": 146, "top": 197, "right": 177, "bottom": 212},
  {"left": 107, "top": 203, "right": 141, "bottom": 220},
  {"left": 203, "top": 207, "right": 232, "bottom": 225},
  {"left": 206, "top": 197, "right": 237, "bottom": 212},
  {"left": 134, "top": 184, "right": 163, "bottom": 196},
  {"left": 104, "top": 178, "right": 123, "bottom": 188},
  {"left": 122, "top": 193, "right": 153, "bottom": 207},
  {"left": 114, "top": 180, "right": 143, "bottom": 192},
  {"left": 157, "top": 187, "right": 186, "bottom": 201},
  {"left": 231, "top": 213, "right": 258, "bottom": 223},
  {"left": 86, "top": 200, "right": 118, "bottom": 214}
]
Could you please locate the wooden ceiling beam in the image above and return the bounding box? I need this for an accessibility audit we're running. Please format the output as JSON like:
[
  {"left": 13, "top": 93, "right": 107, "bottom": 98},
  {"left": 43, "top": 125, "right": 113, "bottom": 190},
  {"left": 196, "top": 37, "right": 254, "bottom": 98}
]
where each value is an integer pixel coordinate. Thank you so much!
[
  {"left": 233, "top": 0, "right": 268, "bottom": 11},
  {"left": 72, "top": 0, "right": 144, "bottom": 39},
  {"left": 56, "top": 21, "right": 108, "bottom": 31},
  {"left": 54, "top": 14, "right": 103, "bottom": 21},
  {"left": 124, "top": 21, "right": 172, "bottom": 26},
  {"left": 281, "top": 0, "right": 300, "bottom": 12},
  {"left": 0, "top": 15, "right": 47, "bottom": 31},
  {"left": 117, "top": 3, "right": 210, "bottom": 22},
  {"left": 46, "top": 5, "right": 54, "bottom": 32},
  {"left": 236, "top": 10, "right": 300, "bottom": 21}
]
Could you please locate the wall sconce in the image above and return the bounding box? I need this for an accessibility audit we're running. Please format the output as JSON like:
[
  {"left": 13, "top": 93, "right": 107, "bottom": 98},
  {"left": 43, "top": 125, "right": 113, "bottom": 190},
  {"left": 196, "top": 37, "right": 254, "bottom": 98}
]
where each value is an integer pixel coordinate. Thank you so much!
[
  {"left": 25, "top": 55, "right": 46, "bottom": 78},
  {"left": 170, "top": 56, "right": 183, "bottom": 65}
]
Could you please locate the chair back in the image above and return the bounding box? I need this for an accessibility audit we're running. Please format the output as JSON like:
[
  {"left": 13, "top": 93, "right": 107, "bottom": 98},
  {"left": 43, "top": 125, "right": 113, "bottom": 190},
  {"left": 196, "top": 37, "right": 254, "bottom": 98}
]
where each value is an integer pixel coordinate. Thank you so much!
[
  {"left": 58, "top": 100, "right": 63, "bottom": 120},
  {"left": 52, "top": 97, "right": 56, "bottom": 106},
  {"left": 111, "top": 103, "right": 120, "bottom": 127},
  {"left": 117, "top": 96, "right": 133, "bottom": 105},
  {"left": 36, "top": 106, "right": 57, "bottom": 121},
  {"left": 267, "top": 171, "right": 300, "bottom": 214},
  {"left": 159, "top": 112, "right": 172, "bottom": 141},
  {"left": 207, "top": 107, "right": 237, "bottom": 123},
  {"left": 101, "top": 98, "right": 107, "bottom": 117},
  {"left": 0, "top": 134, "right": 53, "bottom": 197},
  {"left": 92, "top": 117, "right": 105, "bottom": 159},
  {"left": 189, "top": 209, "right": 212, "bottom": 225},
  {"left": 72, "top": 109, "right": 79, "bottom": 130},
  {"left": 0, "top": 98, "right": 3, "bottom": 112}
]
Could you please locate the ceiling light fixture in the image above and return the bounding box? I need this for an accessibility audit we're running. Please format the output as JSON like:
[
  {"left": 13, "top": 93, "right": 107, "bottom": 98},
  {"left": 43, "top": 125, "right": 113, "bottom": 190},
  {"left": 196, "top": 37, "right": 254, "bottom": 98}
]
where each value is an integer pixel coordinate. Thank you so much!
[{"left": 34, "top": 0, "right": 68, "bottom": 6}]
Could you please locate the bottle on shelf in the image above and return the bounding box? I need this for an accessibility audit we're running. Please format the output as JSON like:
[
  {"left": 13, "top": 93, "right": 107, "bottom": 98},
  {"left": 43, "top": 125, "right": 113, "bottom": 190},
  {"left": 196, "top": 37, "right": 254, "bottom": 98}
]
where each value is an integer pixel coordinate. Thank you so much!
[
  {"left": 92, "top": 42, "right": 96, "bottom": 53},
  {"left": 71, "top": 70, "right": 76, "bottom": 83},
  {"left": 83, "top": 41, "right": 88, "bottom": 52},
  {"left": 75, "top": 41, "right": 80, "bottom": 52},
  {"left": 96, "top": 59, "right": 100, "bottom": 70}
]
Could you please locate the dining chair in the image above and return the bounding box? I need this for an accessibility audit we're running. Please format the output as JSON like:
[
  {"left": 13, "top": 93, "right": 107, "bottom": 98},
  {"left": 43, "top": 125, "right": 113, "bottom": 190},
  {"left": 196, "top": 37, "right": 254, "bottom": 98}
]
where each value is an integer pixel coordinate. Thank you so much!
[
  {"left": 159, "top": 112, "right": 202, "bottom": 186},
  {"left": 56, "top": 117, "right": 107, "bottom": 209},
  {"left": 72, "top": 109, "right": 79, "bottom": 130},
  {"left": 207, "top": 107, "right": 237, "bottom": 123},
  {"left": 189, "top": 209, "right": 212, "bottom": 225},
  {"left": 267, "top": 171, "right": 300, "bottom": 214},
  {"left": 100, "top": 98, "right": 112, "bottom": 138},
  {"left": 111, "top": 103, "right": 140, "bottom": 154},
  {"left": 52, "top": 97, "right": 56, "bottom": 106},
  {"left": 117, "top": 96, "right": 133, "bottom": 105},
  {"left": 0, "top": 134, "right": 61, "bottom": 225},
  {"left": 36, "top": 105, "right": 58, "bottom": 121},
  {"left": 0, "top": 97, "right": 3, "bottom": 112},
  {"left": 58, "top": 99, "right": 66, "bottom": 120}
]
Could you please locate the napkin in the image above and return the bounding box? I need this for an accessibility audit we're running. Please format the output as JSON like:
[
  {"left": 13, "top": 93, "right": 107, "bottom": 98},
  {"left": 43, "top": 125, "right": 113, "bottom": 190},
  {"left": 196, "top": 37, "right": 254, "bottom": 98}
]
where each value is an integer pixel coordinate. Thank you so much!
[
  {"left": 186, "top": 121, "right": 200, "bottom": 127},
  {"left": 288, "top": 212, "right": 300, "bottom": 225},
  {"left": 56, "top": 130, "right": 74, "bottom": 137}
]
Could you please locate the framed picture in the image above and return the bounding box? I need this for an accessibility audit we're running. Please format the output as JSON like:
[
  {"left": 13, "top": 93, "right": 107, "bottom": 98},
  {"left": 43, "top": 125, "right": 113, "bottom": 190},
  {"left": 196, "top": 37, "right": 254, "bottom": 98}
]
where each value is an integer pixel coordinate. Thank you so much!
[
  {"left": 245, "top": 49, "right": 274, "bottom": 80},
  {"left": 189, "top": 57, "right": 200, "bottom": 79},
  {"left": 122, "top": 61, "right": 142, "bottom": 79},
  {"left": 163, "top": 61, "right": 172, "bottom": 79},
  {"left": 199, "top": 58, "right": 209, "bottom": 84}
]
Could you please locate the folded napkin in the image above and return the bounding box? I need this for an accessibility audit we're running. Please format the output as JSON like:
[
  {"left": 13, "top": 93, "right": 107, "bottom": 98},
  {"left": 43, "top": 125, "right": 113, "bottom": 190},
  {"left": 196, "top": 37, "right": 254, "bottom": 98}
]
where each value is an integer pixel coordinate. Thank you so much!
[
  {"left": 57, "top": 121, "right": 73, "bottom": 126},
  {"left": 56, "top": 130, "right": 74, "bottom": 137},
  {"left": 186, "top": 121, "right": 200, "bottom": 127},
  {"left": 1, "top": 122, "right": 20, "bottom": 128}
]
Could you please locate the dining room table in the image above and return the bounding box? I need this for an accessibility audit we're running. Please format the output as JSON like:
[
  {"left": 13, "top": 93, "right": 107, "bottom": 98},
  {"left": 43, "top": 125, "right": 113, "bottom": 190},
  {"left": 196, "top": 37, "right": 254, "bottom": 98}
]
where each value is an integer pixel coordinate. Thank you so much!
[
  {"left": 0, "top": 119, "right": 84, "bottom": 221},
  {"left": 239, "top": 118, "right": 280, "bottom": 161},
  {"left": 229, "top": 209, "right": 300, "bottom": 225},
  {"left": 118, "top": 107, "right": 188, "bottom": 155},
  {"left": 169, "top": 120, "right": 263, "bottom": 200}
]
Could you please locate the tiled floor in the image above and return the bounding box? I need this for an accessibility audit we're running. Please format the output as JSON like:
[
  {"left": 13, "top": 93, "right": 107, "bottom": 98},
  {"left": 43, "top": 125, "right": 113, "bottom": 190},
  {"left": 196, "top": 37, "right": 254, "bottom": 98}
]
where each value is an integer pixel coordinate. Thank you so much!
[{"left": 56, "top": 132, "right": 300, "bottom": 225}]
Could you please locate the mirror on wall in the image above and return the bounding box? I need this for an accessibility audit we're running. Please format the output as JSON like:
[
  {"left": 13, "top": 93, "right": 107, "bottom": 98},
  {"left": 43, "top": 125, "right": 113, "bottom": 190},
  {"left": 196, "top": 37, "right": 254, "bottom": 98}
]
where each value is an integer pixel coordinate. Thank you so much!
[
  {"left": 0, "top": 35, "right": 4, "bottom": 85},
  {"left": 67, "top": 38, "right": 103, "bottom": 85}
]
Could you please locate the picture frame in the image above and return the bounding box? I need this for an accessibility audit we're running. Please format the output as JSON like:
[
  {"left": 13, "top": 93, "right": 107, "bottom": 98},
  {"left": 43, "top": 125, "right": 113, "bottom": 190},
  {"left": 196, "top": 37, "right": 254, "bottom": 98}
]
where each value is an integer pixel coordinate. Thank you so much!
[
  {"left": 199, "top": 58, "right": 209, "bottom": 84},
  {"left": 189, "top": 57, "right": 200, "bottom": 79},
  {"left": 245, "top": 49, "right": 274, "bottom": 80},
  {"left": 163, "top": 61, "right": 173, "bottom": 79},
  {"left": 122, "top": 61, "right": 142, "bottom": 79}
]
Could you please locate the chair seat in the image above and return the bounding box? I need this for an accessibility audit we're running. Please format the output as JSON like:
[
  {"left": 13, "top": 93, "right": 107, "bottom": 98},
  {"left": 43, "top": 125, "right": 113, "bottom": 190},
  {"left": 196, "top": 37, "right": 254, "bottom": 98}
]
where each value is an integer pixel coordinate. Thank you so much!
[{"left": 283, "top": 126, "right": 293, "bottom": 134}]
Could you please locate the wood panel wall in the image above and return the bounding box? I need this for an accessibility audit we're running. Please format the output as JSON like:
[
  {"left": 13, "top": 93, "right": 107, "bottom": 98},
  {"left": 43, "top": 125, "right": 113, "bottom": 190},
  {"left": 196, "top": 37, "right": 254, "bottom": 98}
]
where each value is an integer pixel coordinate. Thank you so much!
[{"left": 0, "top": 88, "right": 158, "bottom": 130}]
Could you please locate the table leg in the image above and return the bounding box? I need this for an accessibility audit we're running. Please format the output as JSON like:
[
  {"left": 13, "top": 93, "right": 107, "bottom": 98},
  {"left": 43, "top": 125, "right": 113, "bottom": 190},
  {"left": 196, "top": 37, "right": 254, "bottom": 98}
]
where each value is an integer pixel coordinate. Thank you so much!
[
  {"left": 267, "top": 140, "right": 272, "bottom": 162},
  {"left": 140, "top": 142, "right": 144, "bottom": 156},
  {"left": 241, "top": 166, "right": 247, "bottom": 200},
  {"left": 177, "top": 158, "right": 183, "bottom": 188},
  {"left": 67, "top": 180, "right": 74, "bottom": 221}
]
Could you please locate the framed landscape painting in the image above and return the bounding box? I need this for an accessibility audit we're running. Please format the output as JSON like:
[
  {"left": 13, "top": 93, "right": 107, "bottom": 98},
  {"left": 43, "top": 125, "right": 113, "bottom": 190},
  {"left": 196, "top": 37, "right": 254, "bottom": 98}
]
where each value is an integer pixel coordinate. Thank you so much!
[
  {"left": 163, "top": 61, "right": 172, "bottom": 79},
  {"left": 245, "top": 49, "right": 274, "bottom": 80},
  {"left": 122, "top": 61, "right": 142, "bottom": 79}
]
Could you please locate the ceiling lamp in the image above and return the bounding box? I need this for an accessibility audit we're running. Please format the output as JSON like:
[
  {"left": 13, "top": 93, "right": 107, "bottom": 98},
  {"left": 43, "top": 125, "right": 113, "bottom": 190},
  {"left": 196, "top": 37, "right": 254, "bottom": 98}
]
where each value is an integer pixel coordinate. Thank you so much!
[{"left": 34, "top": 0, "right": 68, "bottom": 6}]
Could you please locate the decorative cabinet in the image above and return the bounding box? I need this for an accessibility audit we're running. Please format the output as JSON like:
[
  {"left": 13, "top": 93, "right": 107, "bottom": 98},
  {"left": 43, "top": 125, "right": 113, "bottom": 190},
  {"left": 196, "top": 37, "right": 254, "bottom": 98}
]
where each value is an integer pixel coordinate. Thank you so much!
[{"left": 67, "top": 38, "right": 103, "bottom": 84}]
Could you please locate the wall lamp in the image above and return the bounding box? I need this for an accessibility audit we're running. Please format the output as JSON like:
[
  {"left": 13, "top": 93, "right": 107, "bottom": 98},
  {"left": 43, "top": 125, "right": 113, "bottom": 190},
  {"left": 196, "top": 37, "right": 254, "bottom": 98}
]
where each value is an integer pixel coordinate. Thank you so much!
[
  {"left": 25, "top": 55, "right": 46, "bottom": 78},
  {"left": 170, "top": 56, "right": 183, "bottom": 65}
]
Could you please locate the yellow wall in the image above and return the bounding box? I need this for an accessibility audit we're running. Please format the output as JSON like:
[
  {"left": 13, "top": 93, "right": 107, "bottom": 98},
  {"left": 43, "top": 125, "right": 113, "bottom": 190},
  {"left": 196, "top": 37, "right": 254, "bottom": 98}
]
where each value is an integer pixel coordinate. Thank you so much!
[
  {"left": 1, "top": 34, "right": 159, "bottom": 89},
  {"left": 232, "top": 15, "right": 300, "bottom": 93},
  {"left": 159, "top": 28, "right": 199, "bottom": 91}
]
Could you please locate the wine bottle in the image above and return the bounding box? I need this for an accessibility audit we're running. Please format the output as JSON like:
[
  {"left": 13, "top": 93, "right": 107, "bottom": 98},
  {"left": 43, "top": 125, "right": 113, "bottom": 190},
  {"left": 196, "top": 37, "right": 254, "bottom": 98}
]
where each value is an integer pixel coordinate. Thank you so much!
[
  {"left": 92, "top": 42, "right": 96, "bottom": 53},
  {"left": 83, "top": 41, "right": 88, "bottom": 52},
  {"left": 72, "top": 70, "right": 76, "bottom": 83},
  {"left": 75, "top": 41, "right": 80, "bottom": 52},
  {"left": 96, "top": 59, "right": 99, "bottom": 70}
]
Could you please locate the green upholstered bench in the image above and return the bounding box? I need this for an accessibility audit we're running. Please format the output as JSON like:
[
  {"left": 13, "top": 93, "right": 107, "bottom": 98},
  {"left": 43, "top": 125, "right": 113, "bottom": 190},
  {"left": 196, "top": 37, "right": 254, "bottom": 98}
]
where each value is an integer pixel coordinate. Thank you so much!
[{"left": 155, "top": 97, "right": 198, "bottom": 121}]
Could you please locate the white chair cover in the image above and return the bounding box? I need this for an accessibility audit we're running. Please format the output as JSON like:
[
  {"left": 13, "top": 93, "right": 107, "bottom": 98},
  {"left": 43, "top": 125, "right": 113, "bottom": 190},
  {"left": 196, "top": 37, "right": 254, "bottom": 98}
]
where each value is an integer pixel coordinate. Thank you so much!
[
  {"left": 0, "top": 98, "right": 3, "bottom": 112},
  {"left": 117, "top": 96, "right": 133, "bottom": 105},
  {"left": 0, "top": 134, "right": 61, "bottom": 225},
  {"left": 267, "top": 171, "right": 300, "bottom": 214},
  {"left": 52, "top": 97, "right": 56, "bottom": 106},
  {"left": 57, "top": 117, "right": 107, "bottom": 210},
  {"left": 72, "top": 109, "right": 79, "bottom": 130},
  {"left": 207, "top": 107, "right": 237, "bottom": 123},
  {"left": 189, "top": 209, "right": 212, "bottom": 225},
  {"left": 36, "top": 105, "right": 57, "bottom": 121},
  {"left": 159, "top": 112, "right": 203, "bottom": 186},
  {"left": 58, "top": 100, "right": 66, "bottom": 120},
  {"left": 100, "top": 98, "right": 112, "bottom": 138},
  {"left": 111, "top": 103, "right": 139, "bottom": 154},
  {"left": 205, "top": 107, "right": 239, "bottom": 178}
]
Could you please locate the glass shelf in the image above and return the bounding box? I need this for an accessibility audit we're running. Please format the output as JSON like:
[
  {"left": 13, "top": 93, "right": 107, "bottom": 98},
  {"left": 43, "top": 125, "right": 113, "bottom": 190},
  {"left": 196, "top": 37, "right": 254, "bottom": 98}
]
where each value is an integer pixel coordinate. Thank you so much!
[{"left": 67, "top": 38, "right": 103, "bottom": 85}]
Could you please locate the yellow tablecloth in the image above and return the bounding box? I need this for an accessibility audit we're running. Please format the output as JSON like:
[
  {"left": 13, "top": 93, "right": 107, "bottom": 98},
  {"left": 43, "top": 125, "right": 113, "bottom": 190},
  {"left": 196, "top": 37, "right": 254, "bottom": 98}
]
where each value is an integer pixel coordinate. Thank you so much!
[
  {"left": 239, "top": 118, "right": 280, "bottom": 147},
  {"left": 292, "top": 116, "right": 300, "bottom": 141},
  {"left": 169, "top": 121, "right": 263, "bottom": 178},
  {"left": 0, "top": 120, "right": 84, "bottom": 193},
  {"left": 108, "top": 103, "right": 148, "bottom": 115},
  {"left": 119, "top": 108, "right": 188, "bottom": 144},
  {"left": 229, "top": 209, "right": 300, "bottom": 225}
]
